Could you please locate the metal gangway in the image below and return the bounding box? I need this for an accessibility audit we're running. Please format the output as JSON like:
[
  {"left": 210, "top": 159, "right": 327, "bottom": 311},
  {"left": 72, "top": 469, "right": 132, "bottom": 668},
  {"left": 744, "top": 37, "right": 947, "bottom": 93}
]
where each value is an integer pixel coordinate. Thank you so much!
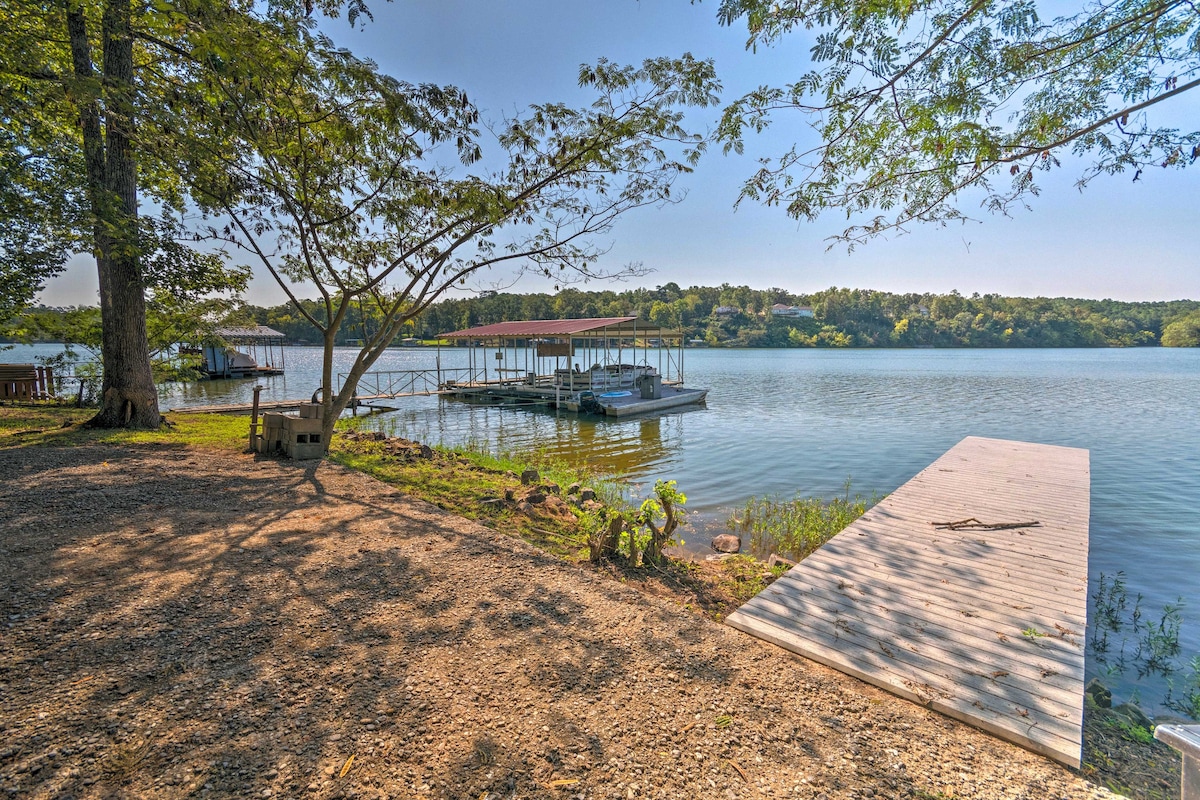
[
  {"left": 172, "top": 366, "right": 489, "bottom": 414},
  {"left": 340, "top": 365, "right": 488, "bottom": 407}
]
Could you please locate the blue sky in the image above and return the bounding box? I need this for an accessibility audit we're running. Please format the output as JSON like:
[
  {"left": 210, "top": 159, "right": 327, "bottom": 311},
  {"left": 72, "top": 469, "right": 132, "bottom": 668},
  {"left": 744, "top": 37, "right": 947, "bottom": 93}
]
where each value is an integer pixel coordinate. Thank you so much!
[{"left": 39, "top": 0, "right": 1200, "bottom": 306}]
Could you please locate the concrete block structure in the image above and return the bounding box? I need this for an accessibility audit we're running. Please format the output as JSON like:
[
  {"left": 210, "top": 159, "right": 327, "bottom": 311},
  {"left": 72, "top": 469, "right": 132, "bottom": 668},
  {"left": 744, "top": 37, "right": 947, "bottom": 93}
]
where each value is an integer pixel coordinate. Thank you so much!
[{"left": 257, "top": 404, "right": 325, "bottom": 459}]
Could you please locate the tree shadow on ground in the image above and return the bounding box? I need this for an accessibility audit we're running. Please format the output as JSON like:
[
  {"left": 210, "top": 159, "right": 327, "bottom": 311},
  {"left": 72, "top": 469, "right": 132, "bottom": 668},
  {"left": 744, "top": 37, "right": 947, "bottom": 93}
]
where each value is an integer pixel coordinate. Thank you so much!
[{"left": 0, "top": 443, "right": 741, "bottom": 799}]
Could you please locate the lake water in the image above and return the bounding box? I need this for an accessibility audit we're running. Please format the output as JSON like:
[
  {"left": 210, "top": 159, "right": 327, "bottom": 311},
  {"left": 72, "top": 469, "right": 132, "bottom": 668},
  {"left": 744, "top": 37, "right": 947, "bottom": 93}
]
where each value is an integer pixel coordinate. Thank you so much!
[{"left": 8, "top": 343, "right": 1199, "bottom": 712}]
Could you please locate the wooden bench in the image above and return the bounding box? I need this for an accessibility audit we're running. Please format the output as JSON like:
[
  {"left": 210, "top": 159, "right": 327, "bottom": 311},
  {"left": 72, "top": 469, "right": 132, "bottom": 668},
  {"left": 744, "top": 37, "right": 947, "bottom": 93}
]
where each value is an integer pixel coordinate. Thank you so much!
[
  {"left": 1156, "top": 724, "right": 1200, "bottom": 799},
  {"left": 0, "top": 364, "right": 54, "bottom": 401}
]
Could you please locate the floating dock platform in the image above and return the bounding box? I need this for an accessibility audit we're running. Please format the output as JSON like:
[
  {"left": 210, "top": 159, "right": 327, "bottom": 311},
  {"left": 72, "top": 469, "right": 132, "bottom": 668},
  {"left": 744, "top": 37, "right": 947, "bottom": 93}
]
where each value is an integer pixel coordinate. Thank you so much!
[
  {"left": 727, "top": 436, "right": 1090, "bottom": 767},
  {"left": 449, "top": 381, "right": 707, "bottom": 417},
  {"left": 169, "top": 399, "right": 309, "bottom": 415}
]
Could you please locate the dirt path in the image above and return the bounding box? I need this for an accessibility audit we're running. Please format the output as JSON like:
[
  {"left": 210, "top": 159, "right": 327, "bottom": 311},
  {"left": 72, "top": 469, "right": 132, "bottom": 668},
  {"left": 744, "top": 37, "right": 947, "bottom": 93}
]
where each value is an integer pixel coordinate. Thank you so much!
[{"left": 0, "top": 443, "right": 1119, "bottom": 799}]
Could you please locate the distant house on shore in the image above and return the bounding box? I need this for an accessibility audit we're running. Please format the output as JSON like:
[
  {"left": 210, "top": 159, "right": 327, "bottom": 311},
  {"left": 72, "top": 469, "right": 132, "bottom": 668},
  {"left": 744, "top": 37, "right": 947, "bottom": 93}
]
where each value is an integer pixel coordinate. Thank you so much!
[
  {"left": 714, "top": 305, "right": 739, "bottom": 317},
  {"left": 770, "top": 304, "right": 815, "bottom": 318}
]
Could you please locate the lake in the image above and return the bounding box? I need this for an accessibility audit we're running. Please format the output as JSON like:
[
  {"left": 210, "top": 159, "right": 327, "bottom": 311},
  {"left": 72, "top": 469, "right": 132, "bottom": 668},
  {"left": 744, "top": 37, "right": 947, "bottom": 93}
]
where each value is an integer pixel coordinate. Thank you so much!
[{"left": 8, "top": 343, "right": 1200, "bottom": 712}]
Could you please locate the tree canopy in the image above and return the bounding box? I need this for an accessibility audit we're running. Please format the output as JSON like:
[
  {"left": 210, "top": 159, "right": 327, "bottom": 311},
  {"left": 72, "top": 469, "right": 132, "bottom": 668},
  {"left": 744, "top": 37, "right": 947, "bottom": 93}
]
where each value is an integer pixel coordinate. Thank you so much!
[
  {"left": 1161, "top": 310, "right": 1200, "bottom": 345},
  {"left": 715, "top": 0, "right": 1200, "bottom": 245},
  {"left": 0, "top": 0, "right": 279, "bottom": 425}
]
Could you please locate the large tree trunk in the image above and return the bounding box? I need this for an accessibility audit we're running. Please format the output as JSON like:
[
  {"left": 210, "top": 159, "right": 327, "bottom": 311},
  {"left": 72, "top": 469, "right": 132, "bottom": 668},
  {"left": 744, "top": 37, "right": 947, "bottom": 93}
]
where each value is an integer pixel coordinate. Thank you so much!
[{"left": 73, "top": 0, "right": 161, "bottom": 428}]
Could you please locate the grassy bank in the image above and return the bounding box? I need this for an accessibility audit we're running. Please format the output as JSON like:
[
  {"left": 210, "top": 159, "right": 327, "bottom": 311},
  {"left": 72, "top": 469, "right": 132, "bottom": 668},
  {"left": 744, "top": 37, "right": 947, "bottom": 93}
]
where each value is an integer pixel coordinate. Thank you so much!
[{"left": 0, "top": 405, "right": 250, "bottom": 450}]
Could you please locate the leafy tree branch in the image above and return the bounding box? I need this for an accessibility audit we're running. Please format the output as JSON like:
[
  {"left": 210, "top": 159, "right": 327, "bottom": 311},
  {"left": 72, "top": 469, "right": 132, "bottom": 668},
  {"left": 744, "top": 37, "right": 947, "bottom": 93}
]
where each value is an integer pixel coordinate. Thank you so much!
[{"left": 714, "top": 0, "right": 1200, "bottom": 245}]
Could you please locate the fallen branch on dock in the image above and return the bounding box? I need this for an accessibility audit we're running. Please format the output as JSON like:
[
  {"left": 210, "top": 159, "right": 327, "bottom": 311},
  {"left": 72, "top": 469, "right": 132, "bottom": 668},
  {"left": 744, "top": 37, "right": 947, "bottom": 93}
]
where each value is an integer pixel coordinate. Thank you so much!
[{"left": 929, "top": 518, "right": 1042, "bottom": 531}]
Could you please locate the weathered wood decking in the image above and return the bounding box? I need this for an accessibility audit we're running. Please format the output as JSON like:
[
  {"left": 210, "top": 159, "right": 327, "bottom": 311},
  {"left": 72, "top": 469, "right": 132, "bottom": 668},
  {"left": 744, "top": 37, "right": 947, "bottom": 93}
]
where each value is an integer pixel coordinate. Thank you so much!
[{"left": 726, "top": 436, "right": 1091, "bottom": 767}]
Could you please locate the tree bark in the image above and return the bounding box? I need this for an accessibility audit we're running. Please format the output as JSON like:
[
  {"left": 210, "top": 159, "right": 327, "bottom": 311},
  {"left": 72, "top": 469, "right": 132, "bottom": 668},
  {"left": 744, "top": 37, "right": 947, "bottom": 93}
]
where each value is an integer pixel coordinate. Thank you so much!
[
  {"left": 82, "top": 0, "right": 161, "bottom": 428},
  {"left": 319, "top": 327, "right": 338, "bottom": 447}
]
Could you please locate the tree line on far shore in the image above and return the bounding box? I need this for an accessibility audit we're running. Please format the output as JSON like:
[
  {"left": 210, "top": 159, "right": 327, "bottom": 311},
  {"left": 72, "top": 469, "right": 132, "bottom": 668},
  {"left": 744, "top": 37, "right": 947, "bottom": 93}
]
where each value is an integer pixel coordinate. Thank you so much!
[
  {"left": 253, "top": 284, "right": 1199, "bottom": 348},
  {"left": 13, "top": 284, "right": 1198, "bottom": 351}
]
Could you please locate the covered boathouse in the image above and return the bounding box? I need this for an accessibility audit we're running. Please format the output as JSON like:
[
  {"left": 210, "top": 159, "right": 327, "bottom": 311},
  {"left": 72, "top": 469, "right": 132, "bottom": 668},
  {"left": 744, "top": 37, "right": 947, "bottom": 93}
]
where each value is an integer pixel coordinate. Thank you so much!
[
  {"left": 197, "top": 326, "right": 287, "bottom": 379},
  {"left": 437, "top": 317, "right": 707, "bottom": 417}
]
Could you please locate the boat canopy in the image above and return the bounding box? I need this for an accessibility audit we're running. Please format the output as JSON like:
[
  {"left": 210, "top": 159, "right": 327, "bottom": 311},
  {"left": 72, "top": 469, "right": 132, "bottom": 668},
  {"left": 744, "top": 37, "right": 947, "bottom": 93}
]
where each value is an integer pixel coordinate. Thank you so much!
[{"left": 439, "top": 316, "right": 686, "bottom": 385}]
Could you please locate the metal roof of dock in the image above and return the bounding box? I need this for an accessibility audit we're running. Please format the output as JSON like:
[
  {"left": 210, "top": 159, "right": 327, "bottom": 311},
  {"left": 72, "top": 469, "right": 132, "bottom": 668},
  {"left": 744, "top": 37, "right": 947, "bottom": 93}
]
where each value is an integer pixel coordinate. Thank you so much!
[
  {"left": 441, "top": 317, "right": 669, "bottom": 338},
  {"left": 214, "top": 325, "right": 286, "bottom": 339}
]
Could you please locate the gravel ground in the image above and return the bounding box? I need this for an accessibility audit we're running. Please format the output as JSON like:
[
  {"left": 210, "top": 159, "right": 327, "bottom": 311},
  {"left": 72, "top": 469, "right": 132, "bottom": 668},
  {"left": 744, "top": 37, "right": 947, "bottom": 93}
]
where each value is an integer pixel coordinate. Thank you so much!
[{"left": 0, "top": 443, "right": 1121, "bottom": 799}]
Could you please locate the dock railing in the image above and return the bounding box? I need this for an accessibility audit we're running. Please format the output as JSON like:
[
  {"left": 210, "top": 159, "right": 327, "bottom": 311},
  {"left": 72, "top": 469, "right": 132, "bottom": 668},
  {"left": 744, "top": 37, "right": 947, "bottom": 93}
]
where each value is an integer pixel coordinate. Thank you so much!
[
  {"left": 1156, "top": 724, "right": 1200, "bottom": 800},
  {"left": 339, "top": 366, "right": 488, "bottom": 400}
]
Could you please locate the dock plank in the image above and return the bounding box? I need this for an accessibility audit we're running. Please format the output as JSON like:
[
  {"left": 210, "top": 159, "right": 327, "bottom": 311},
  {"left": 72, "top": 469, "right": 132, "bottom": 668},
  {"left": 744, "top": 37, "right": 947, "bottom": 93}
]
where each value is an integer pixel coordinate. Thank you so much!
[{"left": 726, "top": 436, "right": 1090, "bottom": 767}]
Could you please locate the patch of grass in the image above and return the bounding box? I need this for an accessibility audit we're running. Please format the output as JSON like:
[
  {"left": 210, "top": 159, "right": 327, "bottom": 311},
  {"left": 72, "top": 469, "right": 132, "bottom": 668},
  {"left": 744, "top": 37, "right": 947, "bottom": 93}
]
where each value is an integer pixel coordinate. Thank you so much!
[
  {"left": 728, "top": 479, "right": 879, "bottom": 561},
  {"left": 328, "top": 431, "right": 603, "bottom": 561},
  {"left": 101, "top": 734, "right": 154, "bottom": 782},
  {"left": 1102, "top": 717, "right": 1155, "bottom": 744},
  {"left": 1083, "top": 702, "right": 1182, "bottom": 800},
  {"left": 0, "top": 406, "right": 250, "bottom": 451},
  {"left": 0, "top": 405, "right": 92, "bottom": 436},
  {"left": 708, "top": 555, "right": 789, "bottom": 605}
]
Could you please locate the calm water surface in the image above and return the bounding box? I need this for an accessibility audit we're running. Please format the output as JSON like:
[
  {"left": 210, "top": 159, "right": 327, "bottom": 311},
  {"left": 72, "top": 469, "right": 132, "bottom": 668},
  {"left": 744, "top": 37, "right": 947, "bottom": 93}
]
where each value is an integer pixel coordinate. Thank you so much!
[{"left": 10, "top": 344, "right": 1199, "bottom": 709}]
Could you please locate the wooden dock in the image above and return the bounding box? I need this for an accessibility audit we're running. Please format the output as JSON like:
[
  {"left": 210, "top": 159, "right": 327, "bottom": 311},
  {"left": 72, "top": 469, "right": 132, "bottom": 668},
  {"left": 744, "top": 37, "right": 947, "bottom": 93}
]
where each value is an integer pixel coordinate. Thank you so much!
[
  {"left": 726, "top": 436, "right": 1090, "bottom": 767},
  {"left": 169, "top": 399, "right": 310, "bottom": 415}
]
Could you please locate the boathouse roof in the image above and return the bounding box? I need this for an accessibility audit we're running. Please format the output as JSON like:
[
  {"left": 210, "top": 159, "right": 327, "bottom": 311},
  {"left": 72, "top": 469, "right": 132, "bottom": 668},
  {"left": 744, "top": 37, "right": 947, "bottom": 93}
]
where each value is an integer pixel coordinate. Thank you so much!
[
  {"left": 441, "top": 317, "right": 670, "bottom": 339},
  {"left": 214, "top": 325, "right": 286, "bottom": 340}
]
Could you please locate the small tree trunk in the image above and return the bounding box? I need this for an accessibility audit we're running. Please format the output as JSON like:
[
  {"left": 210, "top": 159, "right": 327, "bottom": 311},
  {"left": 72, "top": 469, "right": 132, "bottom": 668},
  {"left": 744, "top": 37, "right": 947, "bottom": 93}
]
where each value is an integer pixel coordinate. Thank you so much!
[
  {"left": 604, "top": 516, "right": 623, "bottom": 558},
  {"left": 590, "top": 515, "right": 624, "bottom": 563},
  {"left": 318, "top": 329, "right": 338, "bottom": 448},
  {"left": 317, "top": 310, "right": 418, "bottom": 452},
  {"left": 642, "top": 521, "right": 663, "bottom": 565}
]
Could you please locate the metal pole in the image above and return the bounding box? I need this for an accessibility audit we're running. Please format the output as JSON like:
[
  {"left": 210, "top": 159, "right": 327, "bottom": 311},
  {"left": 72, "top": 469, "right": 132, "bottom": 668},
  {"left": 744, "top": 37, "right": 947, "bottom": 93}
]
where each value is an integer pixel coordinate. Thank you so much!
[{"left": 249, "top": 384, "right": 263, "bottom": 452}]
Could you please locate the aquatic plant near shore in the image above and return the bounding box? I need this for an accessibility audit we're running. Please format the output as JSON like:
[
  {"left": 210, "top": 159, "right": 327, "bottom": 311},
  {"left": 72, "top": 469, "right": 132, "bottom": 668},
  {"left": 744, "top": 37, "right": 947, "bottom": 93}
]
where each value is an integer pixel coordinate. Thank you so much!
[
  {"left": 1090, "top": 571, "right": 1188, "bottom": 679},
  {"left": 1166, "top": 656, "right": 1200, "bottom": 720},
  {"left": 584, "top": 480, "right": 687, "bottom": 566},
  {"left": 727, "top": 479, "right": 880, "bottom": 561},
  {"left": 1090, "top": 570, "right": 1198, "bottom": 720}
]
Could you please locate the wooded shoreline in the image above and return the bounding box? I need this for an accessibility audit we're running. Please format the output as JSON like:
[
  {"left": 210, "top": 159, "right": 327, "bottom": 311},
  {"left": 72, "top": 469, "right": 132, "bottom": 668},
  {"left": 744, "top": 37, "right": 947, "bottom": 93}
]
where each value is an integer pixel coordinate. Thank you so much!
[{"left": 9, "top": 285, "right": 1200, "bottom": 350}]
